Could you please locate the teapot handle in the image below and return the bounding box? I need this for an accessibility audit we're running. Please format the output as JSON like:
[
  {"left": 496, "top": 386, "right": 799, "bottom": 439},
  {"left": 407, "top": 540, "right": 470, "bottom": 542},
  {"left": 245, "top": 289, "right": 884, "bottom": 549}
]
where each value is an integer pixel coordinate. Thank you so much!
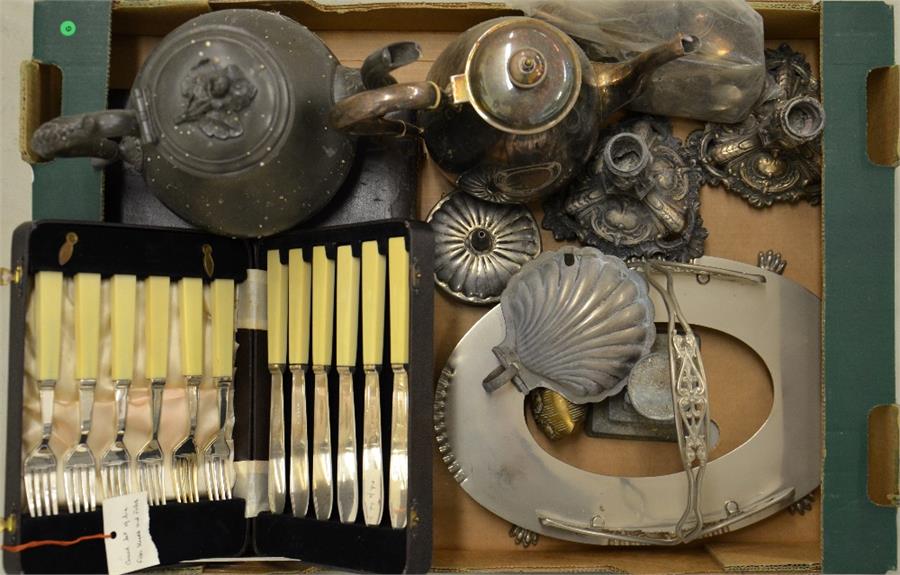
[
  {"left": 31, "top": 109, "right": 139, "bottom": 162},
  {"left": 330, "top": 82, "right": 442, "bottom": 137}
]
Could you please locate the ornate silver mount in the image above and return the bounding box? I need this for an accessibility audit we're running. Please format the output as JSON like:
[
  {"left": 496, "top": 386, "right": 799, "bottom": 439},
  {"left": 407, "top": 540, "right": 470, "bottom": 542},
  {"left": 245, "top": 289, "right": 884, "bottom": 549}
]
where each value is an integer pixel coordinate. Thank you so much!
[
  {"left": 758, "top": 250, "right": 787, "bottom": 274},
  {"left": 688, "top": 43, "right": 824, "bottom": 208},
  {"left": 543, "top": 116, "right": 707, "bottom": 262},
  {"left": 509, "top": 525, "right": 540, "bottom": 548},
  {"left": 427, "top": 191, "right": 541, "bottom": 305},
  {"left": 176, "top": 59, "right": 258, "bottom": 140},
  {"left": 587, "top": 333, "right": 721, "bottom": 448}
]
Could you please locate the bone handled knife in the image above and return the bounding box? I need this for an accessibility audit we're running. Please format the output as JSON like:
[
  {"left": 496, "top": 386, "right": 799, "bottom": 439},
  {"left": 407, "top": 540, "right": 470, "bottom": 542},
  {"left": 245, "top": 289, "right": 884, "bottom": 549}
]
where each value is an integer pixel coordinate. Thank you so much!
[
  {"left": 110, "top": 274, "right": 137, "bottom": 451},
  {"left": 388, "top": 236, "right": 410, "bottom": 529},
  {"left": 335, "top": 245, "right": 360, "bottom": 523},
  {"left": 361, "top": 240, "right": 386, "bottom": 526},
  {"left": 209, "top": 278, "right": 236, "bottom": 500},
  {"left": 288, "top": 248, "right": 311, "bottom": 517},
  {"left": 144, "top": 276, "right": 171, "bottom": 504},
  {"left": 311, "top": 246, "right": 335, "bottom": 520},
  {"left": 267, "top": 250, "right": 288, "bottom": 514},
  {"left": 179, "top": 278, "right": 203, "bottom": 444},
  {"left": 74, "top": 273, "right": 102, "bottom": 440}
]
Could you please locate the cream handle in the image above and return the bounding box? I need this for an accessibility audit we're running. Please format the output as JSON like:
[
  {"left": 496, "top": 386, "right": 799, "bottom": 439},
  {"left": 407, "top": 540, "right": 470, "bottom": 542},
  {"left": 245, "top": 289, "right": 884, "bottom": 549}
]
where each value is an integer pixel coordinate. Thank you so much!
[
  {"left": 179, "top": 277, "right": 204, "bottom": 377},
  {"left": 144, "top": 276, "right": 171, "bottom": 380},
  {"left": 335, "top": 245, "right": 360, "bottom": 368},
  {"left": 211, "top": 279, "right": 235, "bottom": 379},
  {"left": 34, "top": 271, "right": 64, "bottom": 382},
  {"left": 312, "top": 246, "right": 335, "bottom": 367},
  {"left": 110, "top": 275, "right": 137, "bottom": 381},
  {"left": 361, "top": 241, "right": 386, "bottom": 366},
  {"left": 388, "top": 237, "right": 410, "bottom": 366},
  {"left": 288, "top": 248, "right": 311, "bottom": 366},
  {"left": 267, "top": 250, "right": 288, "bottom": 366},
  {"left": 73, "top": 273, "right": 102, "bottom": 381}
]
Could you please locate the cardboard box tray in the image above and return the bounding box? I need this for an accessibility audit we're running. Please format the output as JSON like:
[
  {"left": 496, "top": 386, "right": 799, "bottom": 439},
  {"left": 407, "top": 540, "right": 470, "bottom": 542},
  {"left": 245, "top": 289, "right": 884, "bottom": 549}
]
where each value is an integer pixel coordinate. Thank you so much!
[{"left": 16, "top": 0, "right": 900, "bottom": 573}]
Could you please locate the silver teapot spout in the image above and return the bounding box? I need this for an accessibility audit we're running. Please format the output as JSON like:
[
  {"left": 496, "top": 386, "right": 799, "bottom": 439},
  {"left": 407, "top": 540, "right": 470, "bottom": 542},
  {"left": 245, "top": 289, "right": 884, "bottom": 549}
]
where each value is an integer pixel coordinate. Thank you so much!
[{"left": 592, "top": 35, "right": 699, "bottom": 119}]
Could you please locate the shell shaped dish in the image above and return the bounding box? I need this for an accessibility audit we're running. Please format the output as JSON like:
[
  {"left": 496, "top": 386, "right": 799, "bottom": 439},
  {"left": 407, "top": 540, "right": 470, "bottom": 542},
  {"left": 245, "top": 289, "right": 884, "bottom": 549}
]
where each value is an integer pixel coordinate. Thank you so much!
[{"left": 492, "top": 247, "right": 655, "bottom": 403}]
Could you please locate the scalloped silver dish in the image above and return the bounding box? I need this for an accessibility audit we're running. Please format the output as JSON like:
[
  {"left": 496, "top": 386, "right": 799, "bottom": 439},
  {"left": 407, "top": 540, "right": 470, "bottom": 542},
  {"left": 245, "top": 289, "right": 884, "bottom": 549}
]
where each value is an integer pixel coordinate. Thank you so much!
[{"left": 483, "top": 247, "right": 656, "bottom": 403}]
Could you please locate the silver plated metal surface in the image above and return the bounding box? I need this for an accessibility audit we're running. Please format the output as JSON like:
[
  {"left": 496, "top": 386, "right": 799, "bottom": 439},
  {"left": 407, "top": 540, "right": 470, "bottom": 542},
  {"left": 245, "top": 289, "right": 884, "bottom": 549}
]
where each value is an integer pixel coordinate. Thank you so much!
[
  {"left": 758, "top": 250, "right": 787, "bottom": 275},
  {"left": 543, "top": 116, "right": 707, "bottom": 262},
  {"left": 428, "top": 191, "right": 541, "bottom": 305},
  {"left": 482, "top": 247, "right": 655, "bottom": 403},
  {"left": 688, "top": 44, "right": 824, "bottom": 208},
  {"left": 434, "top": 256, "right": 820, "bottom": 544}
]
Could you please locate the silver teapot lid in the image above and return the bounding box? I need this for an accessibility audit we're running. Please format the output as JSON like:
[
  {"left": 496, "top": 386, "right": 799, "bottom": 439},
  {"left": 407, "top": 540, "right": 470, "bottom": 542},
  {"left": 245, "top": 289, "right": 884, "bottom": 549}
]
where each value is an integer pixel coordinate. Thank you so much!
[{"left": 461, "top": 18, "right": 582, "bottom": 135}]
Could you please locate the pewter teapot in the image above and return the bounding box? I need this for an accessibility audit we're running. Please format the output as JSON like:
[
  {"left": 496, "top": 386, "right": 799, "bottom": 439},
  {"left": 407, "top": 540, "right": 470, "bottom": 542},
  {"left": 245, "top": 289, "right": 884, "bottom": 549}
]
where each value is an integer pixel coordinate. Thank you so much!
[
  {"left": 332, "top": 17, "right": 696, "bottom": 203},
  {"left": 31, "top": 9, "right": 421, "bottom": 238}
]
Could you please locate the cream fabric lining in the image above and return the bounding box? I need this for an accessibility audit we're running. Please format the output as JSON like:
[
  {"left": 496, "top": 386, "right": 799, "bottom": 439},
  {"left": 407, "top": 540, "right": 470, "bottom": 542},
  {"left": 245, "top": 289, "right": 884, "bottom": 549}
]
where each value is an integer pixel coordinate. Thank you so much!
[{"left": 21, "top": 277, "right": 241, "bottom": 506}]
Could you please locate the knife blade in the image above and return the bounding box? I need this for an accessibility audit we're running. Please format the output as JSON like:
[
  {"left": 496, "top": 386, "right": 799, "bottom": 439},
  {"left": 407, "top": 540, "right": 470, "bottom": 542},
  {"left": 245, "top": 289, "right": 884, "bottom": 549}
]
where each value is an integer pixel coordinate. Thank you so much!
[
  {"left": 387, "top": 236, "right": 410, "bottom": 528},
  {"left": 288, "top": 248, "right": 311, "bottom": 517},
  {"left": 266, "top": 250, "right": 288, "bottom": 514},
  {"left": 361, "top": 240, "right": 386, "bottom": 526},
  {"left": 311, "top": 246, "right": 335, "bottom": 520},
  {"left": 335, "top": 245, "right": 361, "bottom": 523}
]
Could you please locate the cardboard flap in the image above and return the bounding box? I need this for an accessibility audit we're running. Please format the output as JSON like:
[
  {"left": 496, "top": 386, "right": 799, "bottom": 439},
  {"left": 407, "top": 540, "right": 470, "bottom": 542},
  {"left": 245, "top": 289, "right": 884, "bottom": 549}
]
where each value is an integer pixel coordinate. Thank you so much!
[
  {"left": 868, "top": 404, "right": 900, "bottom": 507},
  {"left": 867, "top": 65, "right": 900, "bottom": 166},
  {"left": 706, "top": 542, "right": 821, "bottom": 573},
  {"left": 18, "top": 60, "right": 61, "bottom": 164}
]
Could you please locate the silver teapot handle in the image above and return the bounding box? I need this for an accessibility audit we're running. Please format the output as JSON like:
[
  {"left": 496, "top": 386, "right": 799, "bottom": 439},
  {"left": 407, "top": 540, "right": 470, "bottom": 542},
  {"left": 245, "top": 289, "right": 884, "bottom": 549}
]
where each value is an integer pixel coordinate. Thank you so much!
[
  {"left": 330, "top": 81, "right": 442, "bottom": 137},
  {"left": 31, "top": 109, "right": 138, "bottom": 162}
]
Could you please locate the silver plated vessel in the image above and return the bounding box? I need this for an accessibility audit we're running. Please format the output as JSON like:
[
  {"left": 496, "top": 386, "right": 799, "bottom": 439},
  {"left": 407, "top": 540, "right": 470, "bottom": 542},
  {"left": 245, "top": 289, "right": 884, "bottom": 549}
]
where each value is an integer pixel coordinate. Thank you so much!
[
  {"left": 434, "top": 256, "right": 821, "bottom": 545},
  {"left": 482, "top": 247, "right": 655, "bottom": 403},
  {"left": 427, "top": 191, "right": 541, "bottom": 305},
  {"left": 543, "top": 116, "right": 707, "bottom": 262},
  {"left": 688, "top": 43, "right": 824, "bottom": 207}
]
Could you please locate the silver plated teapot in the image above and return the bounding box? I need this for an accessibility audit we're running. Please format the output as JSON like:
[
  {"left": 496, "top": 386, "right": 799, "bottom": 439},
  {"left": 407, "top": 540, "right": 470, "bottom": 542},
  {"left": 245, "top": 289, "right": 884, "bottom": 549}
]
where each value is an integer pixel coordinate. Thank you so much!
[{"left": 332, "top": 17, "right": 696, "bottom": 203}]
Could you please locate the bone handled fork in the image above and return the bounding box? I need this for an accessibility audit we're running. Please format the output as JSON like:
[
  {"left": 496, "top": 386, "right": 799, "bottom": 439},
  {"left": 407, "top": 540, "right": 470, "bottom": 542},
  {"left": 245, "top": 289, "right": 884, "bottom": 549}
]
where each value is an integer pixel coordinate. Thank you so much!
[
  {"left": 288, "top": 248, "right": 311, "bottom": 517},
  {"left": 63, "top": 273, "right": 102, "bottom": 513},
  {"left": 361, "top": 240, "right": 386, "bottom": 526},
  {"left": 204, "top": 279, "right": 235, "bottom": 501},
  {"left": 173, "top": 277, "right": 203, "bottom": 503},
  {"left": 137, "top": 276, "right": 170, "bottom": 506},
  {"left": 311, "top": 246, "right": 335, "bottom": 520},
  {"left": 100, "top": 274, "right": 137, "bottom": 499},
  {"left": 267, "top": 250, "right": 288, "bottom": 514},
  {"left": 387, "top": 236, "right": 410, "bottom": 529},
  {"left": 24, "top": 271, "right": 64, "bottom": 517},
  {"left": 335, "top": 245, "right": 361, "bottom": 524}
]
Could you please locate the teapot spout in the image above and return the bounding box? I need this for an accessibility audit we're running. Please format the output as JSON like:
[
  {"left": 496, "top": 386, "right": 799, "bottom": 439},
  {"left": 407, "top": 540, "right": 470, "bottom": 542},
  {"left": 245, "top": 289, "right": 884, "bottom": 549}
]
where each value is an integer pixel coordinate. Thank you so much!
[{"left": 592, "top": 34, "right": 698, "bottom": 117}]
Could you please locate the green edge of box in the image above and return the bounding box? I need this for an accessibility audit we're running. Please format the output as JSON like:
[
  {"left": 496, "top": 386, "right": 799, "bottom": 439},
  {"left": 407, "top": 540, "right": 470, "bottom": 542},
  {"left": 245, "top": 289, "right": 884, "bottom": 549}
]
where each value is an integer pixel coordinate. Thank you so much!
[
  {"left": 822, "top": 2, "right": 897, "bottom": 573},
  {"left": 31, "top": 0, "right": 111, "bottom": 221}
]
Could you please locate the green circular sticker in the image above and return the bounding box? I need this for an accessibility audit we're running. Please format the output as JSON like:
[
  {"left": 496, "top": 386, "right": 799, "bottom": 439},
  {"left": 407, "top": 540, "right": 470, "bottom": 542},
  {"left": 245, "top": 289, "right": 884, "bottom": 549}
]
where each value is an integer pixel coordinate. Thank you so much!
[{"left": 60, "top": 20, "right": 76, "bottom": 37}]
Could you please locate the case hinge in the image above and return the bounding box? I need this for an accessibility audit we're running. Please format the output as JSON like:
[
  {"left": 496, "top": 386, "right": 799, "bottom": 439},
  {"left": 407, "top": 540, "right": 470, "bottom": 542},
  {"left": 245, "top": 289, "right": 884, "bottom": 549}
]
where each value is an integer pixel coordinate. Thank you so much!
[
  {"left": 0, "top": 265, "right": 22, "bottom": 286},
  {"left": 867, "top": 404, "right": 900, "bottom": 506}
]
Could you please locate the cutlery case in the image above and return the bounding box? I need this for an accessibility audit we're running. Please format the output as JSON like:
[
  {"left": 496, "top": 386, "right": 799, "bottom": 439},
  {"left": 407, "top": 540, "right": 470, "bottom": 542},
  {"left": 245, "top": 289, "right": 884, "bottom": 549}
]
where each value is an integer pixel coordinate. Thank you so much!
[{"left": 3, "top": 219, "right": 434, "bottom": 574}]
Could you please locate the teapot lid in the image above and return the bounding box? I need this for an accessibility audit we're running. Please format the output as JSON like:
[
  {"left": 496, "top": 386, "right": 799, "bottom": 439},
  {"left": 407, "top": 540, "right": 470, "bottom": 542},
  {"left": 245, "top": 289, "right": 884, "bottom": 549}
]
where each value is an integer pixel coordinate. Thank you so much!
[
  {"left": 461, "top": 18, "right": 582, "bottom": 135},
  {"left": 134, "top": 10, "right": 294, "bottom": 176}
]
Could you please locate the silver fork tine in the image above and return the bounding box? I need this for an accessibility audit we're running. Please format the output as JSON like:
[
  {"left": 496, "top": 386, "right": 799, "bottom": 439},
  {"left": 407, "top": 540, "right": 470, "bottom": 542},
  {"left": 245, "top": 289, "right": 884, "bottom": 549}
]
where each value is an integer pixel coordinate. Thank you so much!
[
  {"left": 158, "top": 465, "right": 165, "bottom": 504},
  {"left": 222, "top": 461, "right": 231, "bottom": 499},
  {"left": 89, "top": 467, "right": 97, "bottom": 510},
  {"left": 50, "top": 469, "right": 59, "bottom": 515},
  {"left": 35, "top": 473, "right": 44, "bottom": 517},
  {"left": 206, "top": 460, "right": 218, "bottom": 501},
  {"left": 25, "top": 473, "right": 36, "bottom": 517}
]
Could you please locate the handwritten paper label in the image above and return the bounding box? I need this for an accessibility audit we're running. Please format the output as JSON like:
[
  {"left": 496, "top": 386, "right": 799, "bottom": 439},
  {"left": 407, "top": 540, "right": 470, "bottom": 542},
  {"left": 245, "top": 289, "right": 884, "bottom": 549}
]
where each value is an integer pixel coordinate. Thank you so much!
[{"left": 102, "top": 493, "right": 161, "bottom": 575}]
